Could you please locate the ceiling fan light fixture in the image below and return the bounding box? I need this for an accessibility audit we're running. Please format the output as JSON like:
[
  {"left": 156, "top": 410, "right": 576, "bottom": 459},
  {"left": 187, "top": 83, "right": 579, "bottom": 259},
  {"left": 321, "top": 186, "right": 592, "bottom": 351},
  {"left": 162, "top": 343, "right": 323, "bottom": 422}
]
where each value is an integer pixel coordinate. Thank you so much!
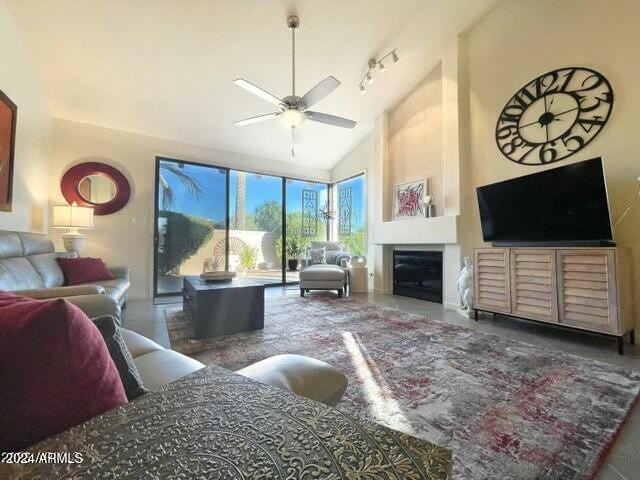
[{"left": 279, "top": 108, "right": 306, "bottom": 128}]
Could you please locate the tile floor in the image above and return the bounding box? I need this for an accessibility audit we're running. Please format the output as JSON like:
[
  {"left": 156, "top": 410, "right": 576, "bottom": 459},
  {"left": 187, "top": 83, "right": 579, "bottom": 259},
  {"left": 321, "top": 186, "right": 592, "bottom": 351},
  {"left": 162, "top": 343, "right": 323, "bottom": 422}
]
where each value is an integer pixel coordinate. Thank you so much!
[{"left": 122, "top": 288, "right": 640, "bottom": 480}]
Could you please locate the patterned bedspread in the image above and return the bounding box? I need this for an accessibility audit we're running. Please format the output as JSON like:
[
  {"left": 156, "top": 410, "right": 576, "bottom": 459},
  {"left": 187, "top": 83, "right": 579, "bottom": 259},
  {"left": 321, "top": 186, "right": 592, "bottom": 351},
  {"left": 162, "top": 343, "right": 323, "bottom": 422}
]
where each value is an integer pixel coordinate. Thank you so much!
[{"left": 5, "top": 365, "right": 451, "bottom": 479}]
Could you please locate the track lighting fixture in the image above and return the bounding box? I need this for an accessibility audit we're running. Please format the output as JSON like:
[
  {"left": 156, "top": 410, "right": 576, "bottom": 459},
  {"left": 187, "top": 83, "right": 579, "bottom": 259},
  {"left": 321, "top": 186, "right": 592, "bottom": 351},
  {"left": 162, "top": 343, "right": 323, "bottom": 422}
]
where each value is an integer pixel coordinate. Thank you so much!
[{"left": 359, "top": 49, "right": 399, "bottom": 91}]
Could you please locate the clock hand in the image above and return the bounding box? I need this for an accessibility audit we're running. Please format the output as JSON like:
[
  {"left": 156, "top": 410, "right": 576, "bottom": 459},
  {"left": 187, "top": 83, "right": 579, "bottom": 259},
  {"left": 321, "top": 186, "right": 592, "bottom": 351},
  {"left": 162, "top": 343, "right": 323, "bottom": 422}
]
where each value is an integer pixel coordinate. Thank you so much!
[
  {"left": 551, "top": 106, "right": 579, "bottom": 117},
  {"left": 520, "top": 119, "right": 545, "bottom": 129},
  {"left": 545, "top": 122, "right": 549, "bottom": 142},
  {"left": 520, "top": 105, "right": 580, "bottom": 129}
]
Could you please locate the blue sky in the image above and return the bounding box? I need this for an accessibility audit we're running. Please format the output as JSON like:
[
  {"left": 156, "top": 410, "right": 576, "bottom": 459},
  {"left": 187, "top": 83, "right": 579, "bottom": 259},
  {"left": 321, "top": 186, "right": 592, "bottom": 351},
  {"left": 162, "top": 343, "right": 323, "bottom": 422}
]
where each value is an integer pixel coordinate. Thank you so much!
[
  {"left": 158, "top": 160, "right": 364, "bottom": 228},
  {"left": 159, "top": 162, "right": 227, "bottom": 221}
]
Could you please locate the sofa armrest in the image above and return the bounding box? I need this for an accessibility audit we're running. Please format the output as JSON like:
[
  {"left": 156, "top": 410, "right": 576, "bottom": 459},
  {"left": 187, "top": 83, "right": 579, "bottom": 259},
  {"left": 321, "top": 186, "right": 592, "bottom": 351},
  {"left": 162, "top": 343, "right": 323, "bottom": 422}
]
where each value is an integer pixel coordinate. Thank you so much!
[
  {"left": 109, "top": 266, "right": 130, "bottom": 280},
  {"left": 64, "top": 294, "right": 122, "bottom": 322},
  {"left": 13, "top": 285, "right": 106, "bottom": 299}
]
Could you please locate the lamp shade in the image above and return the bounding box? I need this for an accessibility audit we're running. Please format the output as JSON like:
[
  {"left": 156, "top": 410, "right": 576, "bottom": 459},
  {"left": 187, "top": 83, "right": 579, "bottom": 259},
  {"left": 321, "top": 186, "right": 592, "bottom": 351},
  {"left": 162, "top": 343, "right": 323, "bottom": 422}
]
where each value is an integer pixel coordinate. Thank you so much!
[{"left": 51, "top": 204, "right": 94, "bottom": 229}]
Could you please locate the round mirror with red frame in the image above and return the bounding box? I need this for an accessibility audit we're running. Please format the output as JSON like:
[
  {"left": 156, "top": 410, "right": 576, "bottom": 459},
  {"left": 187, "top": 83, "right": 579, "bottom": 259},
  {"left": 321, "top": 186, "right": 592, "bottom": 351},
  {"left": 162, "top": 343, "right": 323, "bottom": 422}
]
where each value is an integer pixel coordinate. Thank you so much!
[{"left": 61, "top": 162, "right": 130, "bottom": 215}]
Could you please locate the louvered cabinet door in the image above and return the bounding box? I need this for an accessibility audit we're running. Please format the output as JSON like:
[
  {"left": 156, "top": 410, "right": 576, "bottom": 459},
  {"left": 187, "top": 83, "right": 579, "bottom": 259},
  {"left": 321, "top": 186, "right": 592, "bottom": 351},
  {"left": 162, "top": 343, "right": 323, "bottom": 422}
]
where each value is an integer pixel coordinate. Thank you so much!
[
  {"left": 510, "top": 250, "right": 558, "bottom": 323},
  {"left": 557, "top": 249, "right": 619, "bottom": 334},
  {"left": 474, "top": 249, "right": 511, "bottom": 314}
]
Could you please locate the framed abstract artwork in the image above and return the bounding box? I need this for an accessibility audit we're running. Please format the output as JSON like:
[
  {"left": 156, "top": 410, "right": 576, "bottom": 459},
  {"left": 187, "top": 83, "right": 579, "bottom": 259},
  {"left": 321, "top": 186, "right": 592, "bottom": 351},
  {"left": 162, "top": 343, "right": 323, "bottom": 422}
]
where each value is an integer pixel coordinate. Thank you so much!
[
  {"left": 393, "top": 179, "right": 427, "bottom": 220},
  {"left": 0, "top": 89, "right": 17, "bottom": 212}
]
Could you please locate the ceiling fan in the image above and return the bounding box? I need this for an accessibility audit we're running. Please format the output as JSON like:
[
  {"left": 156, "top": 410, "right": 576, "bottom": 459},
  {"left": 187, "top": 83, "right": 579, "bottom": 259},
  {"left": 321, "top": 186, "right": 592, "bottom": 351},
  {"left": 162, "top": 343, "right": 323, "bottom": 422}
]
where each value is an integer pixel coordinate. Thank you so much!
[{"left": 233, "top": 15, "right": 357, "bottom": 157}]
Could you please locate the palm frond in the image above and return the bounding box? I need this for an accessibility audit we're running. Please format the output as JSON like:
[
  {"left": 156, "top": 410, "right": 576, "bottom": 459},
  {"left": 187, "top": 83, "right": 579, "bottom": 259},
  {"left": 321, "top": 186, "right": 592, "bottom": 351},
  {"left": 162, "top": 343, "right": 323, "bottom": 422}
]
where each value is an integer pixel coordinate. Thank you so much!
[
  {"left": 161, "top": 164, "right": 203, "bottom": 198},
  {"left": 158, "top": 163, "right": 204, "bottom": 210},
  {"left": 159, "top": 173, "right": 175, "bottom": 210}
]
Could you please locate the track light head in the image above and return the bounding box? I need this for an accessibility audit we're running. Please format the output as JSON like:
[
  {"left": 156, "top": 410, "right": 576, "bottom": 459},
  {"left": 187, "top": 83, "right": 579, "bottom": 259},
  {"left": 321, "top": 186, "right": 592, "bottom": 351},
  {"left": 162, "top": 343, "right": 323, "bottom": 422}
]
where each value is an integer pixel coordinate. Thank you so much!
[
  {"left": 359, "top": 84, "right": 367, "bottom": 94},
  {"left": 391, "top": 50, "right": 399, "bottom": 63},
  {"left": 366, "top": 72, "right": 374, "bottom": 84},
  {"left": 379, "top": 62, "right": 386, "bottom": 73}
]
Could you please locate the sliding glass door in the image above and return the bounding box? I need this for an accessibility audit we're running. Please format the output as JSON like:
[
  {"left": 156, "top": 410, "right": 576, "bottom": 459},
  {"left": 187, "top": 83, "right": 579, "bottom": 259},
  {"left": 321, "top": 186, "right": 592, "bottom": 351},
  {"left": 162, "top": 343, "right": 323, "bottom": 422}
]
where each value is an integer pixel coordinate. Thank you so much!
[
  {"left": 229, "top": 171, "right": 283, "bottom": 285},
  {"left": 154, "top": 158, "right": 228, "bottom": 296},
  {"left": 154, "top": 157, "right": 331, "bottom": 295},
  {"left": 285, "top": 179, "right": 329, "bottom": 283}
]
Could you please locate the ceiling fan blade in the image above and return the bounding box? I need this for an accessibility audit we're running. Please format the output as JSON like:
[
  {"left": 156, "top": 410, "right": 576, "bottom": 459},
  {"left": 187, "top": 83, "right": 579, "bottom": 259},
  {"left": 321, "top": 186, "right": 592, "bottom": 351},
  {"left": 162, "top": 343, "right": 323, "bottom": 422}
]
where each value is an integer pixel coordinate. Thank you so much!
[
  {"left": 306, "top": 111, "right": 357, "bottom": 129},
  {"left": 234, "top": 112, "right": 280, "bottom": 126},
  {"left": 234, "top": 78, "right": 286, "bottom": 108},
  {"left": 301, "top": 76, "right": 341, "bottom": 108}
]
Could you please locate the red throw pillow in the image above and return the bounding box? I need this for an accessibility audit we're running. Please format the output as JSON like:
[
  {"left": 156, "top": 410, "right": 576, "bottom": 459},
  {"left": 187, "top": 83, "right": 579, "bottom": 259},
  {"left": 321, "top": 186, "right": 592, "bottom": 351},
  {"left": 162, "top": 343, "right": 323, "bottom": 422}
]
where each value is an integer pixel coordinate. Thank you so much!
[
  {"left": 56, "top": 257, "right": 116, "bottom": 286},
  {"left": 0, "top": 292, "right": 127, "bottom": 452}
]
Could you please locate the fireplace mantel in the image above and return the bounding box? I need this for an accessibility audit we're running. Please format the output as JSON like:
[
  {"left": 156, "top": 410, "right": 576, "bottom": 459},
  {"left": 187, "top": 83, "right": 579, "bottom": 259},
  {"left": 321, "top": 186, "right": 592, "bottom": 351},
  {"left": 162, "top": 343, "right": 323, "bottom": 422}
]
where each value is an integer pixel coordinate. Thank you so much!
[{"left": 371, "top": 215, "right": 459, "bottom": 245}]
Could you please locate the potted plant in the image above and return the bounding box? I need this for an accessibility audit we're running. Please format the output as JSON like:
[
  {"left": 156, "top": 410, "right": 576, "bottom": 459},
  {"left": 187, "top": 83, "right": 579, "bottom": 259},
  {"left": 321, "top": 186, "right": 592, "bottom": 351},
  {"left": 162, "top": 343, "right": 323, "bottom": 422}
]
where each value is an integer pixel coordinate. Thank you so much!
[{"left": 286, "top": 237, "right": 302, "bottom": 272}]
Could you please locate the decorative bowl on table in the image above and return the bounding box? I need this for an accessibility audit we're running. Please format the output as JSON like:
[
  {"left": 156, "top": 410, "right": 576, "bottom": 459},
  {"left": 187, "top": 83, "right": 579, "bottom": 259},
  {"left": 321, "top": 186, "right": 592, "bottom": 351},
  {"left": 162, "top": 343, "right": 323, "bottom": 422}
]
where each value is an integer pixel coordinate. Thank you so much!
[{"left": 200, "top": 271, "right": 236, "bottom": 282}]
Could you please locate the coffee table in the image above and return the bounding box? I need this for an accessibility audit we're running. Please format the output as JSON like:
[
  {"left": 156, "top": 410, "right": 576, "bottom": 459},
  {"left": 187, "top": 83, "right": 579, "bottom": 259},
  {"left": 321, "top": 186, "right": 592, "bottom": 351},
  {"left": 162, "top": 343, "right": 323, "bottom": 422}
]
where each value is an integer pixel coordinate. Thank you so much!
[{"left": 182, "top": 276, "right": 264, "bottom": 339}]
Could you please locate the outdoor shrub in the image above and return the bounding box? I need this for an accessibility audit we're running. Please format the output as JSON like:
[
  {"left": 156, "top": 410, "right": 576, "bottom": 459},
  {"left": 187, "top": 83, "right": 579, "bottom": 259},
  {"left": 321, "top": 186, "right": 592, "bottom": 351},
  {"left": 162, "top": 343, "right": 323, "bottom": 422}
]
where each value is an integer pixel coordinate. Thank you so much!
[
  {"left": 239, "top": 245, "right": 258, "bottom": 271},
  {"left": 158, "top": 211, "right": 215, "bottom": 274}
]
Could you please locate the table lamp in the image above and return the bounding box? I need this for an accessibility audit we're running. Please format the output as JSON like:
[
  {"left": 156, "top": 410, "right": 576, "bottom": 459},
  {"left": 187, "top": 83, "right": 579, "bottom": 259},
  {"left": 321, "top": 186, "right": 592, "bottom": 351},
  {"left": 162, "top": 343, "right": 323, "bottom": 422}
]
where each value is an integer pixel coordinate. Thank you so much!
[{"left": 51, "top": 202, "right": 94, "bottom": 256}]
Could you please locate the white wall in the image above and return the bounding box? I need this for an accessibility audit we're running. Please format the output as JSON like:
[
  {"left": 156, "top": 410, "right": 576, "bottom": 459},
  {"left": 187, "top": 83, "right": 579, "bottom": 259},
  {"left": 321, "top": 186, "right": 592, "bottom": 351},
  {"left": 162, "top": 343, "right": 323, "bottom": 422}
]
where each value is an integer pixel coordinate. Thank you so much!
[
  {"left": 0, "top": 2, "right": 51, "bottom": 232},
  {"left": 331, "top": 53, "right": 462, "bottom": 299},
  {"left": 330, "top": 130, "right": 377, "bottom": 287},
  {"left": 49, "top": 118, "right": 330, "bottom": 299},
  {"left": 388, "top": 63, "right": 444, "bottom": 215},
  {"left": 460, "top": 0, "right": 640, "bottom": 324}
]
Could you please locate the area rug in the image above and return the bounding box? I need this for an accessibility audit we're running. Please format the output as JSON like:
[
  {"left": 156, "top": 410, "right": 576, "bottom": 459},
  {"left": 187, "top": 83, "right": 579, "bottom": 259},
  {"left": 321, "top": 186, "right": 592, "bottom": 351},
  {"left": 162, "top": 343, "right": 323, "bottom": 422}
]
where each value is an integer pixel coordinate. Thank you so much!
[{"left": 165, "top": 294, "right": 640, "bottom": 479}]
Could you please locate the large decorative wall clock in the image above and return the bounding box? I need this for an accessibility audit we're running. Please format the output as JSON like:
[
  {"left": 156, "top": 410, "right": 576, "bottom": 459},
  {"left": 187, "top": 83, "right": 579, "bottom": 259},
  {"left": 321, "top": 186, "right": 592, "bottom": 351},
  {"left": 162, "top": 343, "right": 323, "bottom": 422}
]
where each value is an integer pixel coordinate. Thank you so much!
[{"left": 495, "top": 67, "right": 613, "bottom": 165}]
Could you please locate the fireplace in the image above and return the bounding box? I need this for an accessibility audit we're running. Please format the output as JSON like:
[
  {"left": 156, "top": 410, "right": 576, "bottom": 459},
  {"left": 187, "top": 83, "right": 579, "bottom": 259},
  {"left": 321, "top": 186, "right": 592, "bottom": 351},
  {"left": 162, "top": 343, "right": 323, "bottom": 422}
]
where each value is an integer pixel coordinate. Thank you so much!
[{"left": 393, "top": 250, "right": 443, "bottom": 303}]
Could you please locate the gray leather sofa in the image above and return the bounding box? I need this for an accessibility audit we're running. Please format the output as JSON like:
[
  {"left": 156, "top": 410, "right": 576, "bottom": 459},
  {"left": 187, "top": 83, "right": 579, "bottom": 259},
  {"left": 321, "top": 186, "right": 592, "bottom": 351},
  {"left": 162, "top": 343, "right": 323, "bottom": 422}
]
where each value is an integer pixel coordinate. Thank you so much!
[
  {"left": 122, "top": 327, "right": 348, "bottom": 406},
  {"left": 0, "top": 230, "right": 128, "bottom": 320},
  {"left": 0, "top": 230, "right": 348, "bottom": 406}
]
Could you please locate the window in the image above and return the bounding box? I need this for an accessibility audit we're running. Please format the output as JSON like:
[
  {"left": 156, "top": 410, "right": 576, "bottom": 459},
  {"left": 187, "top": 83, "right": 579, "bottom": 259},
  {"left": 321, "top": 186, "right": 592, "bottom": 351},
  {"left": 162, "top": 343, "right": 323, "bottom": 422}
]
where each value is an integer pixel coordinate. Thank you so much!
[
  {"left": 335, "top": 174, "right": 366, "bottom": 256},
  {"left": 153, "top": 157, "right": 329, "bottom": 295},
  {"left": 229, "top": 171, "right": 282, "bottom": 285},
  {"left": 155, "top": 159, "right": 228, "bottom": 295},
  {"left": 285, "top": 179, "right": 329, "bottom": 283}
]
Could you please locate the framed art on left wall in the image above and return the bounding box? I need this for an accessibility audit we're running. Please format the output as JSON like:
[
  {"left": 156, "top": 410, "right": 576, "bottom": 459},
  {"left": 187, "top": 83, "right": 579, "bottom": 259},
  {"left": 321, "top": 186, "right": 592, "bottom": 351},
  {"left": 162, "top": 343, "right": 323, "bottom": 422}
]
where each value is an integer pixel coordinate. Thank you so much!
[{"left": 0, "top": 89, "right": 17, "bottom": 212}]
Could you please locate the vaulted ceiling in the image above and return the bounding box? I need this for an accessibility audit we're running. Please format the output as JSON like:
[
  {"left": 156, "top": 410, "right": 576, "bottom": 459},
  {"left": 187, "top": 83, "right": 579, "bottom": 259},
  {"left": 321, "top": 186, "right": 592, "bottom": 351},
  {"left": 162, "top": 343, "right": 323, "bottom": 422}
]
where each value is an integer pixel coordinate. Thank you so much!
[{"left": 6, "top": 0, "right": 498, "bottom": 169}]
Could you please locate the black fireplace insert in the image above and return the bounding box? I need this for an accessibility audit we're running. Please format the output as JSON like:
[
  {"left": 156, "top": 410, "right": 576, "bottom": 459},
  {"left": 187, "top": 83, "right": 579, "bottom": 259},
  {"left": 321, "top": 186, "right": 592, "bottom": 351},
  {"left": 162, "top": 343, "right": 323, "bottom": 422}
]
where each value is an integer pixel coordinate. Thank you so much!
[{"left": 393, "top": 250, "right": 443, "bottom": 303}]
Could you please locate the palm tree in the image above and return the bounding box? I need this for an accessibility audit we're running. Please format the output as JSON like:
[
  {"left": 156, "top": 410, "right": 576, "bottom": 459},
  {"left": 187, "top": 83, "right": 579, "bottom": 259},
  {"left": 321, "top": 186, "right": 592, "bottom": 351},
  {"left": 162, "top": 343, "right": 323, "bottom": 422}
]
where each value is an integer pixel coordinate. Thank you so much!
[
  {"left": 159, "top": 162, "right": 203, "bottom": 210},
  {"left": 235, "top": 171, "right": 246, "bottom": 229}
]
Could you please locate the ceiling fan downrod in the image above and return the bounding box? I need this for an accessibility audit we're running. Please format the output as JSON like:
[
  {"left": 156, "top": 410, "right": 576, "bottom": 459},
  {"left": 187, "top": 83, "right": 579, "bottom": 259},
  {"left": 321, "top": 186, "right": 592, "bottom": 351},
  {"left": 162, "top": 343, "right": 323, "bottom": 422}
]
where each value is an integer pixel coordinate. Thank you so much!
[{"left": 287, "top": 15, "right": 299, "bottom": 97}]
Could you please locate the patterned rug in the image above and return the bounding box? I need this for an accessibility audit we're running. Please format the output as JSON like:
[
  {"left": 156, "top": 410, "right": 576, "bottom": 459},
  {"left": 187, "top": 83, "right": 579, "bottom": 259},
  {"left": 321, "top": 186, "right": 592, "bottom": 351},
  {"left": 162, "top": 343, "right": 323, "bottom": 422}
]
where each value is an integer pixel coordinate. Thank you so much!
[{"left": 165, "top": 294, "right": 640, "bottom": 479}]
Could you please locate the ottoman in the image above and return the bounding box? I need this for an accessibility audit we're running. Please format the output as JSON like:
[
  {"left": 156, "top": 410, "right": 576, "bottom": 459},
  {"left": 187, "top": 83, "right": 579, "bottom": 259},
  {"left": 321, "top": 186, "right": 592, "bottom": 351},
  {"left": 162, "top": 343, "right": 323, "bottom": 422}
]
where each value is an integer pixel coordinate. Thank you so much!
[
  {"left": 236, "top": 354, "right": 348, "bottom": 406},
  {"left": 299, "top": 264, "right": 347, "bottom": 298}
]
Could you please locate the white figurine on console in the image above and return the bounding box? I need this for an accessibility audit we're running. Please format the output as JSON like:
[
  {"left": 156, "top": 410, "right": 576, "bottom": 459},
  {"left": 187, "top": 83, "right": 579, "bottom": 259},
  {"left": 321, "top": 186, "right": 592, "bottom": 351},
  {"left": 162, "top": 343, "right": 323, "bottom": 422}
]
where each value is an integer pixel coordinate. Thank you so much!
[{"left": 457, "top": 256, "right": 474, "bottom": 318}]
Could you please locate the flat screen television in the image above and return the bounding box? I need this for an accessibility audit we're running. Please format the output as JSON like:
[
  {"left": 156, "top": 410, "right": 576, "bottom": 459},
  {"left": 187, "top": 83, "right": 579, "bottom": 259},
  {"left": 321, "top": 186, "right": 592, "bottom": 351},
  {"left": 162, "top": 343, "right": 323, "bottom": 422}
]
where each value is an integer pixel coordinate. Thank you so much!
[{"left": 476, "top": 157, "right": 613, "bottom": 246}]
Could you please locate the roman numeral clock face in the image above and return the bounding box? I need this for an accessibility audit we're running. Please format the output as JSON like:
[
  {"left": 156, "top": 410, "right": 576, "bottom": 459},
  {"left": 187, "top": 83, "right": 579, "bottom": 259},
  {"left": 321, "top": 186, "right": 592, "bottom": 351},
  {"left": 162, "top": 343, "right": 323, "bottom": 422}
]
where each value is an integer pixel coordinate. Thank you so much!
[{"left": 496, "top": 67, "right": 613, "bottom": 165}]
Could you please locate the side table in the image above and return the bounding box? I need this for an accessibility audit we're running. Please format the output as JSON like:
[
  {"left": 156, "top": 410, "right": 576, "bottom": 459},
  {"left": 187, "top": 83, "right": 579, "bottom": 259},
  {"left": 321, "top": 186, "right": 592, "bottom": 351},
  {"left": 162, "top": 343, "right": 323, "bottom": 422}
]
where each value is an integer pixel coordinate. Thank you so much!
[{"left": 348, "top": 266, "right": 368, "bottom": 293}]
